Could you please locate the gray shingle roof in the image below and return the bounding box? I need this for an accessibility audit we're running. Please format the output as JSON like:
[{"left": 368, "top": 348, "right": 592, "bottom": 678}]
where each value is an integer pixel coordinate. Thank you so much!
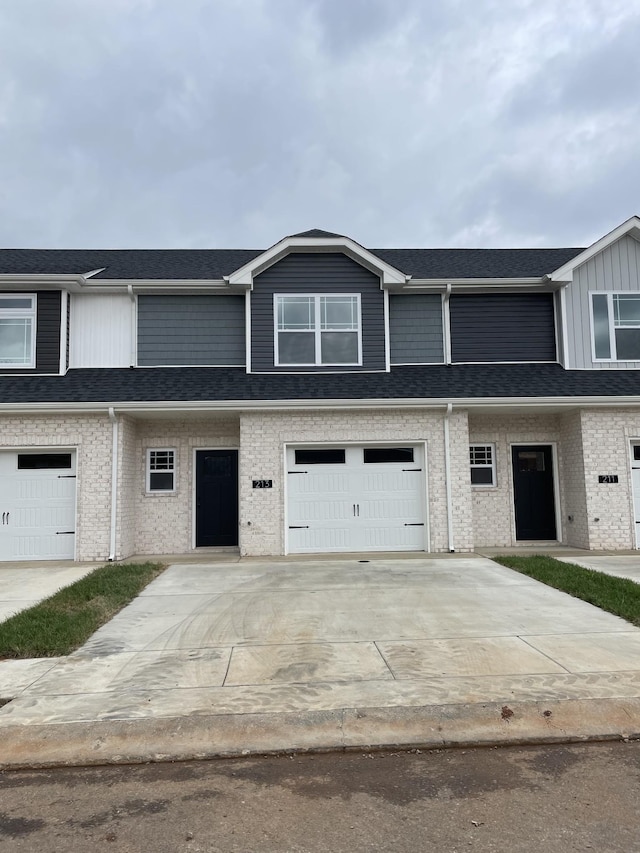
[
  {"left": 0, "top": 245, "right": 585, "bottom": 281},
  {"left": 1, "top": 364, "right": 639, "bottom": 405}
]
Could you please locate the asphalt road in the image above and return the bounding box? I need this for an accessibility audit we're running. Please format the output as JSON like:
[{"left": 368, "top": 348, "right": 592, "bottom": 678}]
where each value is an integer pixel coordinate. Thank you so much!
[{"left": 1, "top": 741, "right": 639, "bottom": 852}]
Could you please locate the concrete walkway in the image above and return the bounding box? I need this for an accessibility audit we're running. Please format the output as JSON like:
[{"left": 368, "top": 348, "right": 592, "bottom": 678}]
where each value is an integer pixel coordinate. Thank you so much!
[
  {"left": 0, "top": 563, "right": 96, "bottom": 623},
  {"left": 1, "top": 555, "right": 640, "bottom": 768},
  {"left": 558, "top": 555, "right": 640, "bottom": 584}
]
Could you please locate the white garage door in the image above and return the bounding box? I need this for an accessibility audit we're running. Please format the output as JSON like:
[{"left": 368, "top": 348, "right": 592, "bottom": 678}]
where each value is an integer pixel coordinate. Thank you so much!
[
  {"left": 0, "top": 451, "right": 77, "bottom": 561},
  {"left": 286, "top": 445, "right": 427, "bottom": 554}
]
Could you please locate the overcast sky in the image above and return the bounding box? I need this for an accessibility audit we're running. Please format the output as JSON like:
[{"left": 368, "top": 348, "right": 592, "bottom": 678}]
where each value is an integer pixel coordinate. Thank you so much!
[{"left": 1, "top": 0, "right": 639, "bottom": 249}]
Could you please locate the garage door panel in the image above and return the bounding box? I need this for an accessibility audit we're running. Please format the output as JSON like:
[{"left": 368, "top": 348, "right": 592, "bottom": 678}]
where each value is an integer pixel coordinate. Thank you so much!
[
  {"left": 287, "top": 445, "right": 426, "bottom": 554},
  {"left": 0, "top": 452, "right": 76, "bottom": 561}
]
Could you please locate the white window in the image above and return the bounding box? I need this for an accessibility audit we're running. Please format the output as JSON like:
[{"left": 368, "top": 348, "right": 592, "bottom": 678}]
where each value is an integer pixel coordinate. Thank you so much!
[
  {"left": 591, "top": 293, "right": 640, "bottom": 361},
  {"left": 0, "top": 294, "right": 36, "bottom": 367},
  {"left": 470, "top": 444, "right": 496, "bottom": 487},
  {"left": 146, "top": 448, "right": 176, "bottom": 493},
  {"left": 274, "top": 294, "right": 361, "bottom": 366}
]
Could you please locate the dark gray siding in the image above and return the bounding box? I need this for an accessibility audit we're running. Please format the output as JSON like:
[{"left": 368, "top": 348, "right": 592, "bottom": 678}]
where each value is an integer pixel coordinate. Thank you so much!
[
  {"left": 2, "top": 290, "right": 62, "bottom": 374},
  {"left": 389, "top": 294, "right": 444, "bottom": 364},
  {"left": 251, "top": 253, "right": 385, "bottom": 371},
  {"left": 137, "top": 295, "right": 245, "bottom": 366},
  {"left": 450, "top": 293, "right": 556, "bottom": 363}
]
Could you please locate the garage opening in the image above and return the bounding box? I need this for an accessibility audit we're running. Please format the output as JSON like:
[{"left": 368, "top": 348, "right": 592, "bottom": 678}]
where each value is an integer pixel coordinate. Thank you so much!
[
  {"left": 0, "top": 450, "right": 76, "bottom": 560},
  {"left": 286, "top": 444, "right": 427, "bottom": 554}
]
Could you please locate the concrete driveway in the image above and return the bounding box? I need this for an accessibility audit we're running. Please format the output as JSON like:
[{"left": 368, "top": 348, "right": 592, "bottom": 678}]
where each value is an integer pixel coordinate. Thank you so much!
[{"left": 1, "top": 554, "right": 640, "bottom": 766}]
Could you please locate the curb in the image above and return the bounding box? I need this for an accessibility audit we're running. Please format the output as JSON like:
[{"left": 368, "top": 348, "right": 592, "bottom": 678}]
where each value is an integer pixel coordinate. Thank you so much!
[{"left": 1, "top": 697, "right": 640, "bottom": 769}]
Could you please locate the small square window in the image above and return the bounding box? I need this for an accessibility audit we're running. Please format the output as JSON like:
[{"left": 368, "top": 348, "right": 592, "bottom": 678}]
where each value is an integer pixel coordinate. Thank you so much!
[
  {"left": 470, "top": 444, "right": 496, "bottom": 487},
  {"left": 147, "top": 448, "right": 176, "bottom": 493}
]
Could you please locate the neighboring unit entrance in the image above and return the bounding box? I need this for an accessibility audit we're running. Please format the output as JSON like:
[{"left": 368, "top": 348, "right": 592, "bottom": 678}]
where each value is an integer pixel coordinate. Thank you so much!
[
  {"left": 511, "top": 445, "right": 557, "bottom": 540},
  {"left": 631, "top": 443, "right": 640, "bottom": 547},
  {"left": 0, "top": 451, "right": 76, "bottom": 561},
  {"left": 195, "top": 449, "right": 238, "bottom": 547},
  {"left": 286, "top": 445, "right": 427, "bottom": 553}
]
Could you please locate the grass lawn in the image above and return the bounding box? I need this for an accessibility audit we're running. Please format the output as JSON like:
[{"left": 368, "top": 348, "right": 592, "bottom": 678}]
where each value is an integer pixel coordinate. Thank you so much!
[
  {"left": 0, "top": 562, "right": 165, "bottom": 659},
  {"left": 494, "top": 555, "right": 640, "bottom": 628}
]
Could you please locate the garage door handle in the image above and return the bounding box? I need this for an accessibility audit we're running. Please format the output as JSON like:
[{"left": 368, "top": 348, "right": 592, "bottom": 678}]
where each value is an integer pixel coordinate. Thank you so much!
[
  {"left": 56, "top": 530, "right": 75, "bottom": 535},
  {"left": 289, "top": 525, "right": 309, "bottom": 529},
  {"left": 404, "top": 523, "right": 424, "bottom": 526},
  {"left": 3, "top": 512, "right": 7, "bottom": 525},
  {"left": 287, "top": 471, "right": 308, "bottom": 474},
  {"left": 403, "top": 468, "right": 422, "bottom": 472},
  {"left": 1, "top": 512, "right": 4, "bottom": 525}
]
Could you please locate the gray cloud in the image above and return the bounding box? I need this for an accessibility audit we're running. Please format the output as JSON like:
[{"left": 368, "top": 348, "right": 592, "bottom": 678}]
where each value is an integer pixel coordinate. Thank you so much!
[{"left": 0, "top": 0, "right": 638, "bottom": 250}]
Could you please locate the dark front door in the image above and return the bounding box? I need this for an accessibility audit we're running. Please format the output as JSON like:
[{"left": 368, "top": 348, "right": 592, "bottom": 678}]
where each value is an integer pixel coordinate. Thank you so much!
[
  {"left": 195, "top": 450, "right": 238, "bottom": 547},
  {"left": 512, "top": 445, "right": 557, "bottom": 540}
]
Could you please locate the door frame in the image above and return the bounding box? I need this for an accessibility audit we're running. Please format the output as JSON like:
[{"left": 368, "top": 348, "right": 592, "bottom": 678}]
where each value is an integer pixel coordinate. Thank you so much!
[
  {"left": 282, "top": 440, "right": 430, "bottom": 555},
  {"left": 191, "top": 447, "right": 239, "bottom": 549},
  {"left": 0, "top": 446, "right": 79, "bottom": 561},
  {"left": 509, "top": 441, "right": 561, "bottom": 543}
]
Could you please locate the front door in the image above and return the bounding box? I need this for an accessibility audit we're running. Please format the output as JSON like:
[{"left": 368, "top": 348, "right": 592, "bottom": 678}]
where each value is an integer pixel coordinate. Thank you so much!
[
  {"left": 512, "top": 445, "right": 557, "bottom": 540},
  {"left": 195, "top": 450, "right": 238, "bottom": 547}
]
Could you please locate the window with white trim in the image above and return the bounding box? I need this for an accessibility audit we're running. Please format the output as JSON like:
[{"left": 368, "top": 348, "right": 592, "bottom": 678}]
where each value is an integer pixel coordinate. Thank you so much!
[
  {"left": 0, "top": 294, "right": 36, "bottom": 367},
  {"left": 275, "top": 294, "right": 361, "bottom": 366},
  {"left": 146, "top": 448, "right": 176, "bottom": 493},
  {"left": 470, "top": 444, "right": 496, "bottom": 487},
  {"left": 591, "top": 293, "right": 640, "bottom": 361}
]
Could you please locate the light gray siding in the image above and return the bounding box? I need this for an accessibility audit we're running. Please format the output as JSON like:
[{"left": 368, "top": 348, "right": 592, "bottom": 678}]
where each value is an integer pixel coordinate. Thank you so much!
[
  {"left": 251, "top": 252, "right": 385, "bottom": 371},
  {"left": 389, "top": 294, "right": 444, "bottom": 364},
  {"left": 566, "top": 235, "right": 640, "bottom": 369},
  {"left": 137, "top": 295, "right": 245, "bottom": 366}
]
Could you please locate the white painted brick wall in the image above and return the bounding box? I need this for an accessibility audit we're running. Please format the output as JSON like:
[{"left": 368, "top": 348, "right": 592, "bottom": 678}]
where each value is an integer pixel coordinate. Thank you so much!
[
  {"left": 133, "top": 417, "right": 240, "bottom": 555},
  {"left": 238, "top": 408, "right": 474, "bottom": 556},
  {"left": 0, "top": 414, "right": 113, "bottom": 560},
  {"left": 468, "top": 413, "right": 565, "bottom": 547}
]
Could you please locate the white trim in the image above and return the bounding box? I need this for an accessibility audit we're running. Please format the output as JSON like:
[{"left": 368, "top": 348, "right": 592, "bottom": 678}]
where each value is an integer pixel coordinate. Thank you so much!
[
  {"left": 9, "top": 395, "right": 640, "bottom": 415},
  {"left": 628, "top": 439, "right": 640, "bottom": 549},
  {"left": 59, "top": 290, "right": 68, "bottom": 374},
  {"left": 130, "top": 287, "right": 137, "bottom": 367},
  {"left": 400, "top": 277, "right": 549, "bottom": 290},
  {"left": 274, "top": 293, "right": 363, "bottom": 367},
  {"left": 227, "top": 235, "right": 408, "bottom": 287},
  {"left": 145, "top": 447, "right": 177, "bottom": 494},
  {"left": 383, "top": 288, "right": 390, "bottom": 372},
  {"left": 443, "top": 286, "right": 452, "bottom": 364},
  {"left": 0, "top": 293, "right": 37, "bottom": 369},
  {"left": 549, "top": 216, "right": 640, "bottom": 282},
  {"left": 509, "top": 441, "right": 562, "bottom": 544},
  {"left": 469, "top": 442, "right": 497, "bottom": 488},
  {"left": 559, "top": 285, "right": 570, "bottom": 367},
  {"left": 245, "top": 289, "right": 252, "bottom": 373},
  {"left": 589, "top": 291, "right": 640, "bottom": 363}
]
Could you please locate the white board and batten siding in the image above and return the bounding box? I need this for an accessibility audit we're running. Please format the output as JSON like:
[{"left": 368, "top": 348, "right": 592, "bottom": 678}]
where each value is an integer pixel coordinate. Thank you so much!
[
  {"left": 566, "top": 235, "right": 640, "bottom": 369},
  {"left": 286, "top": 445, "right": 427, "bottom": 554},
  {"left": 0, "top": 451, "right": 77, "bottom": 561},
  {"left": 70, "top": 294, "right": 133, "bottom": 368}
]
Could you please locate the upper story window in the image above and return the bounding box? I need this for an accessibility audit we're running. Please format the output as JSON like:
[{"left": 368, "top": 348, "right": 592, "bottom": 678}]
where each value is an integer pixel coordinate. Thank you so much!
[
  {"left": 0, "top": 294, "right": 36, "bottom": 368},
  {"left": 274, "top": 294, "right": 361, "bottom": 366},
  {"left": 591, "top": 293, "right": 640, "bottom": 361}
]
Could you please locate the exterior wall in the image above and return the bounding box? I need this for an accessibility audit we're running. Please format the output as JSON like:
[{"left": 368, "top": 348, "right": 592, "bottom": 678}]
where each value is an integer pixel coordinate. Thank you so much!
[
  {"left": 133, "top": 417, "right": 240, "bottom": 555},
  {"left": 116, "top": 415, "right": 137, "bottom": 559},
  {"left": 468, "top": 413, "right": 565, "bottom": 546},
  {"left": 238, "top": 408, "right": 473, "bottom": 556},
  {"left": 579, "top": 409, "right": 640, "bottom": 550},
  {"left": 69, "top": 293, "right": 133, "bottom": 368},
  {"left": 0, "top": 290, "right": 62, "bottom": 375},
  {"left": 559, "top": 411, "right": 590, "bottom": 548},
  {"left": 450, "top": 294, "right": 556, "bottom": 363},
  {"left": 389, "top": 294, "right": 444, "bottom": 364},
  {"left": 566, "top": 235, "right": 640, "bottom": 369},
  {"left": 0, "top": 414, "right": 113, "bottom": 560},
  {"left": 250, "top": 253, "right": 386, "bottom": 372},
  {"left": 137, "top": 295, "right": 245, "bottom": 366}
]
